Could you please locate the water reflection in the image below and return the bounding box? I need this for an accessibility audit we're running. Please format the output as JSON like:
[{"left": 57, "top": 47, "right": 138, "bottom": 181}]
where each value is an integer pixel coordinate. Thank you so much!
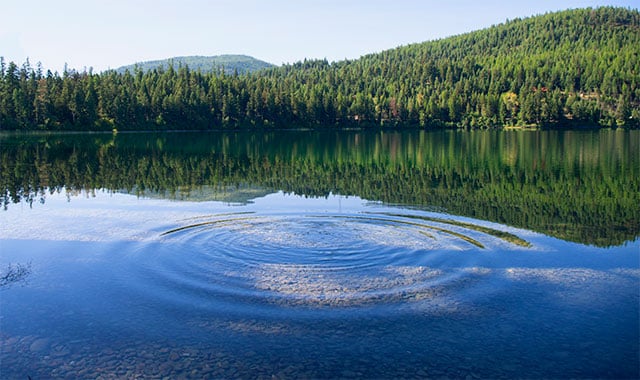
[
  {"left": 1, "top": 129, "right": 638, "bottom": 246},
  {"left": 0, "top": 262, "right": 32, "bottom": 288},
  {"left": 1, "top": 191, "right": 638, "bottom": 379}
]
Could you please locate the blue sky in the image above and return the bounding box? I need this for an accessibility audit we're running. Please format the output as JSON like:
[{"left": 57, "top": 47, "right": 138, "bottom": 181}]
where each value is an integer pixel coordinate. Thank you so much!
[{"left": 2, "top": 0, "right": 637, "bottom": 72}]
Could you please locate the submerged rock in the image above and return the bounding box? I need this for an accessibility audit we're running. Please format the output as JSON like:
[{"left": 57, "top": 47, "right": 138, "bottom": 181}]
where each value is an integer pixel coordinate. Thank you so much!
[{"left": 29, "top": 338, "right": 50, "bottom": 352}]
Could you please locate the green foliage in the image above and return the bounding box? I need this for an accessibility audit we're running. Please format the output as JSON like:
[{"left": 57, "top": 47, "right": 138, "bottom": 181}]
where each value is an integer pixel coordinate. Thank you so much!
[{"left": 0, "top": 7, "right": 638, "bottom": 131}]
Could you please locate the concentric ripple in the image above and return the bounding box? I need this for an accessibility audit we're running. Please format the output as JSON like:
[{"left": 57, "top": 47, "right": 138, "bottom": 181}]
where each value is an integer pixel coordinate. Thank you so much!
[{"left": 141, "top": 209, "right": 531, "bottom": 311}]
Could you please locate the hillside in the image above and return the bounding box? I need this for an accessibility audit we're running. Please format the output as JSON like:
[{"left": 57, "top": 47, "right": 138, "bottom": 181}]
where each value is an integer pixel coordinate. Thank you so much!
[
  {"left": 1, "top": 6, "right": 638, "bottom": 130},
  {"left": 114, "top": 55, "right": 274, "bottom": 75}
]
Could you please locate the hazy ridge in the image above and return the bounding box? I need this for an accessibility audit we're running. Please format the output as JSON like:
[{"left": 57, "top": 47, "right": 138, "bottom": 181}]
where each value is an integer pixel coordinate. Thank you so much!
[{"left": 115, "top": 55, "right": 274, "bottom": 74}]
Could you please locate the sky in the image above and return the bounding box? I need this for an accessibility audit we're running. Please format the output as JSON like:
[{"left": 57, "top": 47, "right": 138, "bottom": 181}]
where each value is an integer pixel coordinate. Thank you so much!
[{"left": 2, "top": 0, "right": 637, "bottom": 73}]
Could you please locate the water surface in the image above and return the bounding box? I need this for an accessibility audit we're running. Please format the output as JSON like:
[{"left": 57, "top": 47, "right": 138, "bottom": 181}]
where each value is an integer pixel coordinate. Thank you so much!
[{"left": 1, "top": 130, "right": 639, "bottom": 379}]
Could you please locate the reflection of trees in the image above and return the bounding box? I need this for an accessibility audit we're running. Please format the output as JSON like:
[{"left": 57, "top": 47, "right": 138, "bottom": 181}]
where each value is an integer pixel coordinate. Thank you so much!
[
  {"left": 0, "top": 263, "right": 32, "bottom": 288},
  {"left": 1, "top": 130, "right": 638, "bottom": 247}
]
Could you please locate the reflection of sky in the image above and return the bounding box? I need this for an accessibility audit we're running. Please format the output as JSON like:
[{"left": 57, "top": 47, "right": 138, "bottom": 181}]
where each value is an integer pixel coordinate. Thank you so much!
[
  {"left": 3, "top": 190, "right": 363, "bottom": 242},
  {"left": 3, "top": 189, "right": 638, "bottom": 263},
  {"left": 2, "top": 188, "right": 638, "bottom": 379}
]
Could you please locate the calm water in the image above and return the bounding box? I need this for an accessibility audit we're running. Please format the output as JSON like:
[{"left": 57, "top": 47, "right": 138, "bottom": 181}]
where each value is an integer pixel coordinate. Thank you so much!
[{"left": 1, "top": 130, "right": 639, "bottom": 379}]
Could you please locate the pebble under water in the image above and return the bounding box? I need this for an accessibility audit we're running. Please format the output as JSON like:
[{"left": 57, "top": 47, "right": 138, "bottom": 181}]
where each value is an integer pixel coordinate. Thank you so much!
[{"left": 1, "top": 191, "right": 638, "bottom": 379}]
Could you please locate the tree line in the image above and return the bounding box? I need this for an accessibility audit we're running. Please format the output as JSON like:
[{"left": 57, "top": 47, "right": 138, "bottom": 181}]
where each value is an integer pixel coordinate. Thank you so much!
[{"left": 1, "top": 7, "right": 638, "bottom": 131}]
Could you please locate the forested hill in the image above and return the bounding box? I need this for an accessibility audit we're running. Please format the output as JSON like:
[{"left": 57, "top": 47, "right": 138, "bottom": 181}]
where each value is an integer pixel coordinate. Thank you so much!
[
  {"left": 1, "top": 6, "right": 638, "bottom": 131},
  {"left": 115, "top": 55, "right": 274, "bottom": 75}
]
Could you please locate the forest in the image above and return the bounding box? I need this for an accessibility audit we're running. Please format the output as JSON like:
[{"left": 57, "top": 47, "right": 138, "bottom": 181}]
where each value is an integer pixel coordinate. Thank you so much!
[{"left": 0, "top": 7, "right": 638, "bottom": 131}]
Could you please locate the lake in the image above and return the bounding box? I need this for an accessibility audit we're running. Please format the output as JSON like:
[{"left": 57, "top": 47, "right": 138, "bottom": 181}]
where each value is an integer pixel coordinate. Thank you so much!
[{"left": 1, "top": 129, "right": 639, "bottom": 379}]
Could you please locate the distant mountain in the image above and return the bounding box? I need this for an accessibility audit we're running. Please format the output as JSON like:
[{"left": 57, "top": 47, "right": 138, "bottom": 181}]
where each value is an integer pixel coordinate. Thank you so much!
[{"left": 115, "top": 55, "right": 274, "bottom": 74}]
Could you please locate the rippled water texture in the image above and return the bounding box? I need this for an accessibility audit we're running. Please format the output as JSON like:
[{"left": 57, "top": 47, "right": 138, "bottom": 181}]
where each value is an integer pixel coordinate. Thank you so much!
[{"left": 1, "top": 191, "right": 639, "bottom": 379}]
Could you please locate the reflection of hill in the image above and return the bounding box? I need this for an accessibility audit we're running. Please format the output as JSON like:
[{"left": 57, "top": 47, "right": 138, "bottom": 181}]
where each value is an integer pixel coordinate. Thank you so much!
[
  {"left": 1, "top": 130, "right": 638, "bottom": 247},
  {"left": 128, "top": 185, "right": 275, "bottom": 204}
]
